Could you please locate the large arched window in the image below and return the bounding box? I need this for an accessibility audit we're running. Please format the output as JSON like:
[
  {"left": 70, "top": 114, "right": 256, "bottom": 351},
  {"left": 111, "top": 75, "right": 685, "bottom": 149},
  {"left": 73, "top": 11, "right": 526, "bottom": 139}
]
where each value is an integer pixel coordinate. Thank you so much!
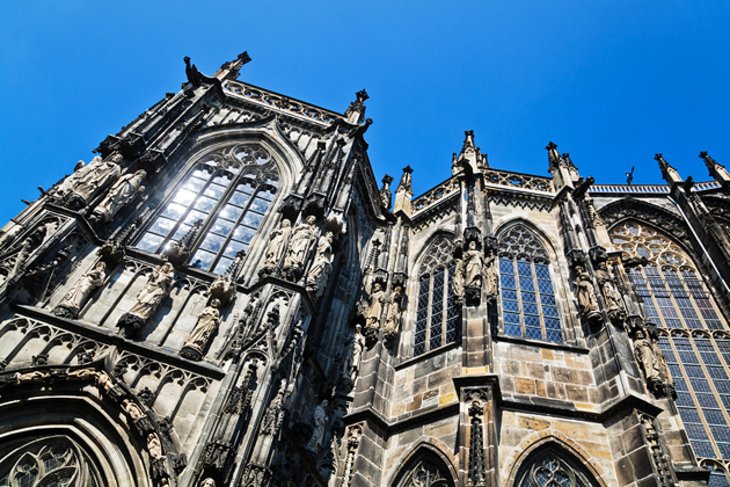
[
  {"left": 0, "top": 436, "right": 103, "bottom": 487},
  {"left": 136, "top": 144, "right": 279, "bottom": 274},
  {"left": 611, "top": 221, "right": 724, "bottom": 331},
  {"left": 414, "top": 236, "right": 461, "bottom": 357},
  {"left": 393, "top": 450, "right": 455, "bottom": 487},
  {"left": 610, "top": 220, "right": 730, "bottom": 465},
  {"left": 515, "top": 446, "right": 599, "bottom": 487},
  {"left": 497, "top": 225, "right": 562, "bottom": 343}
]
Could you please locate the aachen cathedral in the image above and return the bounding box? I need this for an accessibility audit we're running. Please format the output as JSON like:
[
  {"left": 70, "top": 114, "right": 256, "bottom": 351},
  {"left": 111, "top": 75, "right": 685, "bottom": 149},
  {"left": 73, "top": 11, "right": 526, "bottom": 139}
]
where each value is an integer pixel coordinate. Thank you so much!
[{"left": 0, "top": 51, "right": 729, "bottom": 487}]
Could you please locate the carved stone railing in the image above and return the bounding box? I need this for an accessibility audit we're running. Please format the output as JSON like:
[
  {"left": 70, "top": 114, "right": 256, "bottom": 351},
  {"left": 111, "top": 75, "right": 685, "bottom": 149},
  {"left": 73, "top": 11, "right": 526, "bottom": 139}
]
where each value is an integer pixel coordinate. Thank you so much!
[
  {"left": 223, "top": 80, "right": 343, "bottom": 126},
  {"left": 590, "top": 181, "right": 720, "bottom": 194},
  {"left": 412, "top": 178, "right": 460, "bottom": 212},
  {"left": 483, "top": 169, "right": 554, "bottom": 193}
]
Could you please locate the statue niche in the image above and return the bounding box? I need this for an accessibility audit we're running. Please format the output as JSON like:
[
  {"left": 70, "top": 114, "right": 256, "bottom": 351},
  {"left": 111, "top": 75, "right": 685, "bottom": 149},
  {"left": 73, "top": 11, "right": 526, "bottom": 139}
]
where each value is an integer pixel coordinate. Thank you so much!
[
  {"left": 117, "top": 262, "right": 175, "bottom": 339},
  {"left": 60, "top": 153, "right": 124, "bottom": 210},
  {"left": 90, "top": 169, "right": 147, "bottom": 224},
  {"left": 259, "top": 218, "right": 292, "bottom": 277},
  {"left": 282, "top": 215, "right": 319, "bottom": 281}
]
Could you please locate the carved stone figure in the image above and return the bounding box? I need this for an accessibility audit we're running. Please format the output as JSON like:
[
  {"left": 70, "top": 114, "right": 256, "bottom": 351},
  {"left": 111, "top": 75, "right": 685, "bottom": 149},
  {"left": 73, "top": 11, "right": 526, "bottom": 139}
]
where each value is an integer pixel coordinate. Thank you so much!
[
  {"left": 306, "top": 231, "right": 334, "bottom": 296},
  {"left": 52, "top": 261, "right": 107, "bottom": 319},
  {"left": 595, "top": 261, "right": 627, "bottom": 322},
  {"left": 451, "top": 257, "right": 465, "bottom": 301},
  {"left": 66, "top": 368, "right": 98, "bottom": 381},
  {"left": 344, "top": 324, "right": 366, "bottom": 384},
  {"left": 16, "top": 370, "right": 50, "bottom": 384},
  {"left": 96, "top": 371, "right": 115, "bottom": 392},
  {"left": 306, "top": 400, "right": 329, "bottom": 452},
  {"left": 64, "top": 153, "right": 123, "bottom": 209},
  {"left": 180, "top": 299, "right": 222, "bottom": 361},
  {"left": 574, "top": 266, "right": 600, "bottom": 321},
  {"left": 651, "top": 335, "right": 673, "bottom": 386},
  {"left": 122, "top": 399, "right": 145, "bottom": 421},
  {"left": 147, "top": 433, "right": 163, "bottom": 459},
  {"left": 634, "top": 329, "right": 661, "bottom": 383},
  {"left": 364, "top": 282, "right": 385, "bottom": 330},
  {"left": 464, "top": 241, "right": 483, "bottom": 289},
  {"left": 260, "top": 218, "right": 292, "bottom": 276},
  {"left": 283, "top": 215, "right": 318, "bottom": 279},
  {"left": 91, "top": 169, "right": 147, "bottom": 223},
  {"left": 198, "top": 478, "right": 216, "bottom": 487},
  {"left": 118, "top": 262, "right": 174, "bottom": 338},
  {"left": 383, "top": 285, "right": 403, "bottom": 342}
]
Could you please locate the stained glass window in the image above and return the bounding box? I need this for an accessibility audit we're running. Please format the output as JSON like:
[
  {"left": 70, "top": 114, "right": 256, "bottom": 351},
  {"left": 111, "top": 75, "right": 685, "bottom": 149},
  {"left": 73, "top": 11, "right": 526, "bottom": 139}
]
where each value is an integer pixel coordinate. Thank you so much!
[
  {"left": 394, "top": 454, "right": 454, "bottom": 487},
  {"left": 137, "top": 145, "right": 278, "bottom": 274},
  {"left": 497, "top": 225, "right": 562, "bottom": 343},
  {"left": 611, "top": 220, "right": 730, "bottom": 470},
  {"left": 413, "top": 236, "right": 461, "bottom": 356}
]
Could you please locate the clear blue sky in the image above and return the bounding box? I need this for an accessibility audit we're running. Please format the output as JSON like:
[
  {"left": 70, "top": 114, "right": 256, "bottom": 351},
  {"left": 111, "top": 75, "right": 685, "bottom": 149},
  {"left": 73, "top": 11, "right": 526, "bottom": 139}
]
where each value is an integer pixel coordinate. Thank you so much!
[{"left": 1, "top": 1, "right": 729, "bottom": 224}]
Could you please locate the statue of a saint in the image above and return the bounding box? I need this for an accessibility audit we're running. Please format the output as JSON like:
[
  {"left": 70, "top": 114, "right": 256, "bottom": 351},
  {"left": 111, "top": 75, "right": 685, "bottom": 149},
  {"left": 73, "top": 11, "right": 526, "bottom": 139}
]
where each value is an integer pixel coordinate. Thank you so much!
[
  {"left": 118, "top": 262, "right": 174, "bottom": 338},
  {"left": 463, "top": 240, "right": 484, "bottom": 290},
  {"left": 305, "top": 399, "right": 329, "bottom": 452},
  {"left": 53, "top": 261, "right": 107, "bottom": 318},
  {"left": 64, "top": 153, "right": 123, "bottom": 209},
  {"left": 198, "top": 478, "right": 216, "bottom": 487},
  {"left": 283, "top": 215, "right": 318, "bottom": 279},
  {"left": 595, "top": 262, "right": 626, "bottom": 321},
  {"left": 91, "top": 169, "right": 147, "bottom": 223},
  {"left": 634, "top": 329, "right": 661, "bottom": 383},
  {"left": 451, "top": 257, "right": 465, "bottom": 300},
  {"left": 260, "top": 218, "right": 292, "bottom": 275},
  {"left": 651, "top": 335, "right": 672, "bottom": 385},
  {"left": 383, "top": 285, "right": 403, "bottom": 341},
  {"left": 306, "top": 231, "right": 334, "bottom": 296},
  {"left": 484, "top": 255, "right": 498, "bottom": 298},
  {"left": 180, "top": 299, "right": 222, "bottom": 361},
  {"left": 347, "top": 325, "right": 366, "bottom": 384},
  {"left": 364, "top": 282, "right": 385, "bottom": 330},
  {"left": 574, "top": 266, "right": 599, "bottom": 318}
]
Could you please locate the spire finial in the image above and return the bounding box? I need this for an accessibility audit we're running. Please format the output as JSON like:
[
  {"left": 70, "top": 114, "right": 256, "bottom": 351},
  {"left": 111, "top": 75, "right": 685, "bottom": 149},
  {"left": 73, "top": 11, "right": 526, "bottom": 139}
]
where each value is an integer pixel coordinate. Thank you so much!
[
  {"left": 655, "top": 153, "right": 682, "bottom": 184},
  {"left": 700, "top": 151, "right": 730, "bottom": 188},
  {"left": 546, "top": 141, "right": 563, "bottom": 168},
  {"left": 344, "top": 89, "right": 369, "bottom": 124}
]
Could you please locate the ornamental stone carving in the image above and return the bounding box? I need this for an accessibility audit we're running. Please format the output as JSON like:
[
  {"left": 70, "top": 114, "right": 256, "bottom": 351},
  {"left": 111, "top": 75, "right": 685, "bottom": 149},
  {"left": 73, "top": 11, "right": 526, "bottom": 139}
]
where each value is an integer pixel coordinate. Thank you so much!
[
  {"left": 62, "top": 153, "right": 123, "bottom": 210},
  {"left": 259, "top": 218, "right": 292, "bottom": 277},
  {"left": 343, "top": 324, "right": 366, "bottom": 385},
  {"left": 306, "top": 231, "right": 334, "bottom": 297},
  {"left": 463, "top": 240, "right": 483, "bottom": 305},
  {"left": 180, "top": 298, "right": 222, "bottom": 361},
  {"left": 383, "top": 285, "right": 403, "bottom": 343},
  {"left": 117, "top": 262, "right": 174, "bottom": 338},
  {"left": 52, "top": 261, "right": 107, "bottom": 319},
  {"left": 574, "top": 265, "right": 601, "bottom": 323},
  {"left": 364, "top": 281, "right": 385, "bottom": 332},
  {"left": 90, "top": 169, "right": 147, "bottom": 223},
  {"left": 306, "top": 399, "right": 329, "bottom": 453},
  {"left": 634, "top": 329, "right": 661, "bottom": 383},
  {"left": 283, "top": 215, "right": 318, "bottom": 280},
  {"left": 595, "top": 261, "right": 627, "bottom": 323}
]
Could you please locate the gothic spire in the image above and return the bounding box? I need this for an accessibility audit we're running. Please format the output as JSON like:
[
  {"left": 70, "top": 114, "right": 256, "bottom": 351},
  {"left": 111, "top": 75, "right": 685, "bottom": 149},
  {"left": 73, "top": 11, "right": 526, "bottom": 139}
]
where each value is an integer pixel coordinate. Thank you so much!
[
  {"left": 344, "top": 89, "right": 369, "bottom": 125},
  {"left": 700, "top": 151, "right": 730, "bottom": 189},
  {"left": 453, "top": 130, "right": 488, "bottom": 175},
  {"left": 546, "top": 141, "right": 564, "bottom": 169},
  {"left": 393, "top": 166, "right": 414, "bottom": 215}
]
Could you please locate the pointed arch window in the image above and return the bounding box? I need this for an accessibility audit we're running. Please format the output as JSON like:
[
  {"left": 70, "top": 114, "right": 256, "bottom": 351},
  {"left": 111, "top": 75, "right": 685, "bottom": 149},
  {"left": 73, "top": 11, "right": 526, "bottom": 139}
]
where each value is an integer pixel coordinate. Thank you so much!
[
  {"left": 136, "top": 144, "right": 279, "bottom": 274},
  {"left": 610, "top": 221, "right": 724, "bottom": 331},
  {"left": 414, "top": 237, "right": 461, "bottom": 357},
  {"left": 515, "top": 446, "right": 599, "bottom": 487},
  {"left": 497, "top": 225, "right": 562, "bottom": 343},
  {"left": 393, "top": 450, "right": 455, "bottom": 487}
]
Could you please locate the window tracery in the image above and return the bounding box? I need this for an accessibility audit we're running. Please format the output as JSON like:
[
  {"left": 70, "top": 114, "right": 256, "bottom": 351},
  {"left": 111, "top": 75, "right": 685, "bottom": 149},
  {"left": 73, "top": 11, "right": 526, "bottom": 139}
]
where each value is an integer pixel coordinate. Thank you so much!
[
  {"left": 0, "top": 436, "right": 102, "bottom": 487},
  {"left": 610, "top": 221, "right": 724, "bottom": 331},
  {"left": 394, "top": 452, "right": 454, "bottom": 487},
  {"left": 515, "top": 447, "right": 597, "bottom": 487},
  {"left": 137, "top": 144, "right": 279, "bottom": 274},
  {"left": 497, "top": 225, "right": 562, "bottom": 343},
  {"left": 414, "top": 237, "right": 460, "bottom": 357}
]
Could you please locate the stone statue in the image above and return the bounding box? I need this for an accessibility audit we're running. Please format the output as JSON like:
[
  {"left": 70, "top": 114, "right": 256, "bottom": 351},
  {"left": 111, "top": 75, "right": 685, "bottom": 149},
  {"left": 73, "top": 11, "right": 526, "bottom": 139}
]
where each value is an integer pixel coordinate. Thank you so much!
[
  {"left": 66, "top": 368, "right": 98, "bottom": 381},
  {"left": 306, "top": 231, "right": 334, "bottom": 296},
  {"left": 651, "top": 335, "right": 672, "bottom": 385},
  {"left": 64, "top": 153, "right": 123, "bottom": 209},
  {"left": 463, "top": 240, "right": 484, "bottom": 290},
  {"left": 122, "top": 399, "right": 145, "bottom": 421},
  {"left": 634, "top": 329, "right": 661, "bottom": 383},
  {"left": 574, "top": 266, "right": 600, "bottom": 319},
  {"left": 260, "top": 218, "right": 292, "bottom": 276},
  {"left": 283, "top": 215, "right": 318, "bottom": 279},
  {"left": 180, "top": 299, "right": 222, "bottom": 361},
  {"left": 451, "top": 257, "right": 465, "bottom": 300},
  {"left": 198, "top": 478, "right": 216, "bottom": 487},
  {"left": 306, "top": 399, "right": 329, "bottom": 452},
  {"left": 345, "top": 324, "right": 366, "bottom": 384},
  {"left": 95, "top": 371, "right": 115, "bottom": 392},
  {"left": 53, "top": 159, "right": 86, "bottom": 198},
  {"left": 52, "top": 261, "right": 107, "bottom": 319},
  {"left": 91, "top": 169, "right": 147, "bottom": 223},
  {"left": 364, "top": 282, "right": 385, "bottom": 330},
  {"left": 595, "top": 262, "right": 626, "bottom": 322},
  {"left": 383, "top": 285, "right": 403, "bottom": 341},
  {"left": 118, "top": 262, "right": 174, "bottom": 338},
  {"left": 147, "top": 433, "right": 163, "bottom": 459}
]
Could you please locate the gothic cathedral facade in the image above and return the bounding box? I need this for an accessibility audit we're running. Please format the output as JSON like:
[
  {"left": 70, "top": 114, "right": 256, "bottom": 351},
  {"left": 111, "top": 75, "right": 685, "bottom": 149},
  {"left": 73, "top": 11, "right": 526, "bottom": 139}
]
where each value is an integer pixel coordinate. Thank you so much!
[{"left": 0, "top": 53, "right": 729, "bottom": 487}]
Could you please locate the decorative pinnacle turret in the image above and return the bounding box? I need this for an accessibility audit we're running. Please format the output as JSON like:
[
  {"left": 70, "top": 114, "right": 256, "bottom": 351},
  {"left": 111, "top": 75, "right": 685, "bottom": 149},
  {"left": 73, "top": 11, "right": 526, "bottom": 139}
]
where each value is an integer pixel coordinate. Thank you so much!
[
  {"left": 344, "top": 89, "right": 369, "bottom": 125},
  {"left": 454, "top": 130, "right": 487, "bottom": 175},
  {"left": 396, "top": 165, "right": 414, "bottom": 193},
  {"left": 379, "top": 175, "right": 394, "bottom": 210},
  {"left": 219, "top": 51, "right": 252, "bottom": 80},
  {"left": 700, "top": 151, "right": 730, "bottom": 187},
  {"left": 546, "top": 141, "right": 563, "bottom": 168},
  {"left": 655, "top": 153, "right": 682, "bottom": 184}
]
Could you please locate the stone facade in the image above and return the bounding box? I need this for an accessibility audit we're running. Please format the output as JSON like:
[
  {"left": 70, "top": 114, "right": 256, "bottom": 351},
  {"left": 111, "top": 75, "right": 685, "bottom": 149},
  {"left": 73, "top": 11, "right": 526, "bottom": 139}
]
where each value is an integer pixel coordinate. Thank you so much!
[{"left": 0, "top": 53, "right": 728, "bottom": 486}]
